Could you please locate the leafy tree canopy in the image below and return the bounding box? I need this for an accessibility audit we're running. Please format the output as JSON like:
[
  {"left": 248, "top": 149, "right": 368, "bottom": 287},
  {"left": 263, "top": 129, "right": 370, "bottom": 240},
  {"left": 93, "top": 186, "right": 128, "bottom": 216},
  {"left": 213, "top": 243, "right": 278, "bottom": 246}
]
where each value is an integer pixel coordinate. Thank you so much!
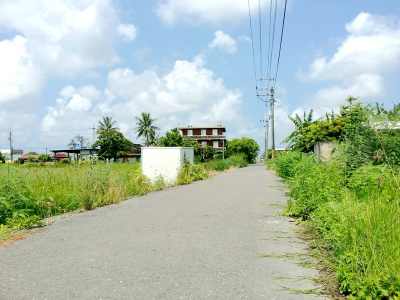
[
  {"left": 39, "top": 154, "right": 52, "bottom": 162},
  {"left": 93, "top": 130, "right": 133, "bottom": 161},
  {"left": 158, "top": 128, "right": 183, "bottom": 147},
  {"left": 227, "top": 137, "right": 259, "bottom": 163}
]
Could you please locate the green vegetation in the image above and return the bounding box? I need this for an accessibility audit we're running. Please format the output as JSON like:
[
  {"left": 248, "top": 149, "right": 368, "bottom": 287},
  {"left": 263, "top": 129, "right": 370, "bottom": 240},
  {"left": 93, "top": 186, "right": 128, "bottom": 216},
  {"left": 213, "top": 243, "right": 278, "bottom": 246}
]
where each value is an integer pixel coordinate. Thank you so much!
[
  {"left": 94, "top": 130, "right": 133, "bottom": 161},
  {"left": 0, "top": 163, "right": 151, "bottom": 229},
  {"left": 269, "top": 100, "right": 400, "bottom": 299},
  {"left": 226, "top": 137, "right": 259, "bottom": 163},
  {"left": 135, "top": 112, "right": 159, "bottom": 146},
  {"left": 203, "top": 155, "right": 247, "bottom": 171}
]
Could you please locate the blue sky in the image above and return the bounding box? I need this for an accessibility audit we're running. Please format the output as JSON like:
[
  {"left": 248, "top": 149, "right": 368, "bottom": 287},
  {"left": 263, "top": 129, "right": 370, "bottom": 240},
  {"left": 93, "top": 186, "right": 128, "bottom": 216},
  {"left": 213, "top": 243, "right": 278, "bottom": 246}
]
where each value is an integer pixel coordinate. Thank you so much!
[{"left": 1, "top": 0, "right": 400, "bottom": 154}]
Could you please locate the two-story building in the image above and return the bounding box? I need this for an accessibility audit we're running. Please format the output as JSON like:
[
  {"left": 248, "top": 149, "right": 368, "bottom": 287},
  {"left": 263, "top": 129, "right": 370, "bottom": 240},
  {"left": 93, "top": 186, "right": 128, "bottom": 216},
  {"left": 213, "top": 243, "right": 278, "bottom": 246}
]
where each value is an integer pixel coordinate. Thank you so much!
[{"left": 178, "top": 125, "right": 226, "bottom": 152}]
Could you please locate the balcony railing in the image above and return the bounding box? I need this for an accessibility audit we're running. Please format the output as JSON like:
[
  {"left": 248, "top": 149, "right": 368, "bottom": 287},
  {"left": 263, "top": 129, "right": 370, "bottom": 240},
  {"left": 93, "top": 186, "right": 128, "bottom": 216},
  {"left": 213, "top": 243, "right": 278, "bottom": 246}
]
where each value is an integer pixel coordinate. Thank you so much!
[{"left": 183, "top": 135, "right": 226, "bottom": 139}]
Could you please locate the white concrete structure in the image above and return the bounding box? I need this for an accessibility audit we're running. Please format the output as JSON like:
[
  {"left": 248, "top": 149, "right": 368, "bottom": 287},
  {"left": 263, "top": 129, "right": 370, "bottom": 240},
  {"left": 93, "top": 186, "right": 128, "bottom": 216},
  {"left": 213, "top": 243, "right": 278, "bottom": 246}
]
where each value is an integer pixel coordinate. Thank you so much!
[
  {"left": 141, "top": 147, "right": 194, "bottom": 183},
  {"left": 314, "top": 141, "right": 338, "bottom": 162}
]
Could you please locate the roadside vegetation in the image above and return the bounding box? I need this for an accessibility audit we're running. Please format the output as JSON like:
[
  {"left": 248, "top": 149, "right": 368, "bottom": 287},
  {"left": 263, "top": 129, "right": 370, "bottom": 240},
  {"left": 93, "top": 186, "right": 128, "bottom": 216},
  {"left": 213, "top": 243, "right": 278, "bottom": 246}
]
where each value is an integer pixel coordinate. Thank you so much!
[
  {"left": 0, "top": 113, "right": 257, "bottom": 243},
  {"left": 267, "top": 98, "right": 400, "bottom": 299}
]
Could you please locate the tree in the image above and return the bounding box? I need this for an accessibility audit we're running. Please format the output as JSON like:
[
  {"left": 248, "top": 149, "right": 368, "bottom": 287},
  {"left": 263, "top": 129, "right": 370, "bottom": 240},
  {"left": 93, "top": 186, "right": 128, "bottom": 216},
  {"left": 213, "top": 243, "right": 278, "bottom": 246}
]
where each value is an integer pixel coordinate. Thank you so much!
[
  {"left": 93, "top": 130, "right": 133, "bottom": 162},
  {"left": 39, "top": 154, "right": 52, "bottom": 162},
  {"left": 135, "top": 112, "right": 159, "bottom": 146},
  {"left": 98, "top": 116, "right": 119, "bottom": 133},
  {"left": 227, "top": 137, "right": 259, "bottom": 163},
  {"left": 68, "top": 135, "right": 89, "bottom": 149},
  {"left": 282, "top": 110, "right": 318, "bottom": 150},
  {"left": 158, "top": 128, "right": 183, "bottom": 147}
]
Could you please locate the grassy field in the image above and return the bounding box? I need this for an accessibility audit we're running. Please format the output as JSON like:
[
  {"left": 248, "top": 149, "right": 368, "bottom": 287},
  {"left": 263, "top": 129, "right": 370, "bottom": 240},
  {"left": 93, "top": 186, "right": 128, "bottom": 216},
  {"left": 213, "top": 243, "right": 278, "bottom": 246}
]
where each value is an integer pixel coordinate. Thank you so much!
[
  {"left": 267, "top": 151, "right": 400, "bottom": 299},
  {"left": 0, "top": 155, "right": 248, "bottom": 234}
]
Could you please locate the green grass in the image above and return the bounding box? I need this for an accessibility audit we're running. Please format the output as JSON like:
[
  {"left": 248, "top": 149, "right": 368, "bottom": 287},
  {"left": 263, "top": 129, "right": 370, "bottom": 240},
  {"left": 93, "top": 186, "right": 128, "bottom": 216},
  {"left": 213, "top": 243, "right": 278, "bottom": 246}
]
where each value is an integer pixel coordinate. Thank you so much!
[
  {"left": 203, "top": 155, "right": 247, "bottom": 171},
  {"left": 268, "top": 151, "right": 400, "bottom": 299},
  {"left": 0, "top": 162, "right": 152, "bottom": 226}
]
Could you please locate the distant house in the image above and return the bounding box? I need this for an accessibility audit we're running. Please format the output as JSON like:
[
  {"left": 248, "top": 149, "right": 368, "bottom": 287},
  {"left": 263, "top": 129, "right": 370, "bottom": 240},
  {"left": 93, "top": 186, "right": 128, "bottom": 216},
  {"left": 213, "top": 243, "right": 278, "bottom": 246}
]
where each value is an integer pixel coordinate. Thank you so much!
[
  {"left": 0, "top": 149, "right": 23, "bottom": 163},
  {"left": 118, "top": 144, "right": 142, "bottom": 163},
  {"left": 51, "top": 148, "right": 98, "bottom": 162},
  {"left": 18, "top": 154, "right": 41, "bottom": 163},
  {"left": 178, "top": 125, "right": 226, "bottom": 152}
]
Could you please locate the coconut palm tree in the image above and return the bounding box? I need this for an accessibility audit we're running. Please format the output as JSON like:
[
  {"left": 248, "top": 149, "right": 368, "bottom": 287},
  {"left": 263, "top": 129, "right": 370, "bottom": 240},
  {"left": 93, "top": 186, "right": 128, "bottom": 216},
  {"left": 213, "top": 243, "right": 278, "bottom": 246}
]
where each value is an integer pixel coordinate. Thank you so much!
[
  {"left": 97, "top": 116, "right": 119, "bottom": 133},
  {"left": 135, "top": 112, "right": 159, "bottom": 146}
]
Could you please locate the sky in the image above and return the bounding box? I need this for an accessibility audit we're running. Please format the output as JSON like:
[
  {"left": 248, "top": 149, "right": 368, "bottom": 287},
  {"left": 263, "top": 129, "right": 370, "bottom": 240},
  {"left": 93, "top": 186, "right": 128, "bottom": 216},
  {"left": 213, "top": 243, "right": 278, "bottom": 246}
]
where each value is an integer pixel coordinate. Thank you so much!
[{"left": 1, "top": 0, "right": 400, "bottom": 154}]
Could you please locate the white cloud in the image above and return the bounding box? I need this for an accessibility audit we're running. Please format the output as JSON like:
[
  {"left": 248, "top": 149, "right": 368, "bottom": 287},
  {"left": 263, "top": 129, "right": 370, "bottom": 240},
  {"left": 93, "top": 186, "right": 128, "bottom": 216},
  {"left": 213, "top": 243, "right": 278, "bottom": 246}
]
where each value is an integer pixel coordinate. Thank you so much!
[
  {"left": 0, "top": 36, "right": 43, "bottom": 104},
  {"left": 118, "top": 23, "right": 137, "bottom": 42},
  {"left": 302, "top": 13, "right": 400, "bottom": 82},
  {"left": 155, "top": 0, "right": 269, "bottom": 25},
  {"left": 208, "top": 31, "right": 238, "bottom": 54},
  {"left": 300, "top": 12, "right": 400, "bottom": 108},
  {"left": 0, "top": 0, "right": 137, "bottom": 114},
  {"left": 41, "top": 56, "right": 248, "bottom": 145},
  {"left": 40, "top": 85, "right": 103, "bottom": 144}
]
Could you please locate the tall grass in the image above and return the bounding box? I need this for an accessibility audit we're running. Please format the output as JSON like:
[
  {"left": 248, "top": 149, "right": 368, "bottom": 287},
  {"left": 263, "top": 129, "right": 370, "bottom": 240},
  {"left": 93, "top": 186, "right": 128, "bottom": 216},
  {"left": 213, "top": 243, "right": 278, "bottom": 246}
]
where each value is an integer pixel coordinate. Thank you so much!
[
  {"left": 0, "top": 162, "right": 151, "bottom": 225},
  {"left": 268, "top": 150, "right": 400, "bottom": 298},
  {"left": 203, "top": 155, "right": 247, "bottom": 171}
]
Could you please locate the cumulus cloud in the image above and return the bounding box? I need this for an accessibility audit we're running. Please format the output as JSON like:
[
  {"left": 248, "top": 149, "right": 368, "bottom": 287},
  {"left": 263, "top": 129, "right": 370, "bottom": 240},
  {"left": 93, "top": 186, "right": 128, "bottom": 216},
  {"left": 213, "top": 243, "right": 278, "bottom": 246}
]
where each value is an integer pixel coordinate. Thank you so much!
[
  {"left": 40, "top": 85, "right": 103, "bottom": 144},
  {"left": 0, "top": 0, "right": 136, "bottom": 110},
  {"left": 41, "top": 56, "right": 249, "bottom": 146},
  {"left": 155, "top": 0, "right": 269, "bottom": 25},
  {"left": 208, "top": 31, "right": 238, "bottom": 54},
  {"left": 118, "top": 23, "right": 138, "bottom": 42},
  {"left": 302, "top": 13, "right": 400, "bottom": 82},
  {"left": 299, "top": 12, "right": 400, "bottom": 108},
  {"left": 0, "top": 36, "right": 44, "bottom": 105}
]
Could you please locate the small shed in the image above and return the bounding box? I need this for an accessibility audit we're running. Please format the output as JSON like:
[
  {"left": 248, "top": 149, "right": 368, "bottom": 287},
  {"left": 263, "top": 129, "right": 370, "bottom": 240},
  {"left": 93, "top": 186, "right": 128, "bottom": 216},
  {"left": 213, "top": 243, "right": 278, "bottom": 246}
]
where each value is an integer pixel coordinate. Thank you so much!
[{"left": 141, "top": 147, "right": 194, "bottom": 183}]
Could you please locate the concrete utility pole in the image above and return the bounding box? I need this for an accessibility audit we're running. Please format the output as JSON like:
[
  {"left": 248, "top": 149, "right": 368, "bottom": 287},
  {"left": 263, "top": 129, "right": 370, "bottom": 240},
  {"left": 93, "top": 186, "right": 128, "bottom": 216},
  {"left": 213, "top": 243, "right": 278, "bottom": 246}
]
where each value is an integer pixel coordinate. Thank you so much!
[
  {"left": 8, "top": 132, "right": 12, "bottom": 163},
  {"left": 90, "top": 124, "right": 96, "bottom": 145},
  {"left": 265, "top": 115, "right": 269, "bottom": 160},
  {"left": 270, "top": 87, "right": 275, "bottom": 160}
]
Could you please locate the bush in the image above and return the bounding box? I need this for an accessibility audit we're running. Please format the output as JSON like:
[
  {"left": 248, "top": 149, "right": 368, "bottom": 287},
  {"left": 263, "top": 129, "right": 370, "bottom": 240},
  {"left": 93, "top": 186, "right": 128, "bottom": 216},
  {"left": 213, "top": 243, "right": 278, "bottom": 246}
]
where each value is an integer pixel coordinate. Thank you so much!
[
  {"left": 203, "top": 155, "right": 247, "bottom": 171},
  {"left": 177, "top": 161, "right": 209, "bottom": 185}
]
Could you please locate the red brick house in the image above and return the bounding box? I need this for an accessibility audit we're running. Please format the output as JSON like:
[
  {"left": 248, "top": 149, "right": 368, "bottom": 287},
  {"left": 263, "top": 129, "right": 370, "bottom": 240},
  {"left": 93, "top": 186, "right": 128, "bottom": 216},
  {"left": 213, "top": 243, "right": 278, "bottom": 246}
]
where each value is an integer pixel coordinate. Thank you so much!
[{"left": 178, "top": 125, "right": 226, "bottom": 152}]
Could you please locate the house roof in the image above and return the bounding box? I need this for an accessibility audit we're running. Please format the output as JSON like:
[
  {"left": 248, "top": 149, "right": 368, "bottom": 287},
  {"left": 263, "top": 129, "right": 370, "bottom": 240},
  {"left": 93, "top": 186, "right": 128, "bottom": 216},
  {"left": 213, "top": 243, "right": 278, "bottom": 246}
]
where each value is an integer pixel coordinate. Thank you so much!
[
  {"left": 178, "top": 126, "right": 226, "bottom": 132},
  {"left": 50, "top": 148, "right": 98, "bottom": 154},
  {"left": 19, "top": 154, "right": 40, "bottom": 160}
]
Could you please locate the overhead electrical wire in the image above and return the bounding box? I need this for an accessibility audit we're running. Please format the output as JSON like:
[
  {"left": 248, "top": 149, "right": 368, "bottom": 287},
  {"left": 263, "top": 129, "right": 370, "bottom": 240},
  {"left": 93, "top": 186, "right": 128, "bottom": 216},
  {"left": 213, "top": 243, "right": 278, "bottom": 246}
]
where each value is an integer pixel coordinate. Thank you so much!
[
  {"left": 274, "top": 0, "right": 288, "bottom": 89},
  {"left": 267, "top": 0, "right": 278, "bottom": 84},
  {"left": 258, "top": 0, "right": 263, "bottom": 79}
]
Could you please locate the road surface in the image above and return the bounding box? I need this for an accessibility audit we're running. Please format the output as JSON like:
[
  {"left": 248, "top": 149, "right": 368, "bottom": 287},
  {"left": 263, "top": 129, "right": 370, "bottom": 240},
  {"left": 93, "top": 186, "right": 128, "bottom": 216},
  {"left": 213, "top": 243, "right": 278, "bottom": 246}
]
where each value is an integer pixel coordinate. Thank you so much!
[{"left": 0, "top": 164, "right": 325, "bottom": 299}]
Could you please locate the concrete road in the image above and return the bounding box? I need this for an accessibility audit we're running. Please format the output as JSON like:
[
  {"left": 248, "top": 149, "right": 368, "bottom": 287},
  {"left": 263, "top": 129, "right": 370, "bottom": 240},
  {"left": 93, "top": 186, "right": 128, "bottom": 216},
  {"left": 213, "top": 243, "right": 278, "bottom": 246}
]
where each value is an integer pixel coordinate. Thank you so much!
[{"left": 0, "top": 164, "right": 325, "bottom": 300}]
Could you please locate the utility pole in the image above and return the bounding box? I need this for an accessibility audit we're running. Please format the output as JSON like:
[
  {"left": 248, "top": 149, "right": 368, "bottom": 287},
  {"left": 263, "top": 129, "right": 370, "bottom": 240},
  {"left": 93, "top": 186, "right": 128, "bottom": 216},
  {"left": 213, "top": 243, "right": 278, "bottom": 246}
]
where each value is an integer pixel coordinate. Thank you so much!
[
  {"left": 265, "top": 115, "right": 270, "bottom": 160},
  {"left": 270, "top": 87, "right": 275, "bottom": 160},
  {"left": 90, "top": 124, "right": 96, "bottom": 145},
  {"left": 8, "top": 132, "right": 12, "bottom": 163}
]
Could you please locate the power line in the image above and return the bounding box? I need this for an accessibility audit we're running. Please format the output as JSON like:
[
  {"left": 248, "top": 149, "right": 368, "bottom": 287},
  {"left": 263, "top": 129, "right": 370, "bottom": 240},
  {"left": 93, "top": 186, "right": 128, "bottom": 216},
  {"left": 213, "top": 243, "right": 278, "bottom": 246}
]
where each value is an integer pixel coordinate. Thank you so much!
[
  {"left": 274, "top": 0, "right": 288, "bottom": 88},
  {"left": 247, "top": 0, "right": 258, "bottom": 85},
  {"left": 258, "top": 0, "right": 263, "bottom": 78},
  {"left": 267, "top": 0, "right": 278, "bottom": 83}
]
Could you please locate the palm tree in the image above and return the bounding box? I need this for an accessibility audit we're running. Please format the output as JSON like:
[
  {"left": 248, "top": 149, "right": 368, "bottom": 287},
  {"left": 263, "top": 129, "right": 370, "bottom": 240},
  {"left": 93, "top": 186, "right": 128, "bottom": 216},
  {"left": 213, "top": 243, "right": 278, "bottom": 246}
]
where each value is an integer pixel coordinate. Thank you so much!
[
  {"left": 282, "top": 110, "right": 317, "bottom": 150},
  {"left": 98, "top": 116, "right": 119, "bottom": 133},
  {"left": 135, "top": 112, "right": 159, "bottom": 146}
]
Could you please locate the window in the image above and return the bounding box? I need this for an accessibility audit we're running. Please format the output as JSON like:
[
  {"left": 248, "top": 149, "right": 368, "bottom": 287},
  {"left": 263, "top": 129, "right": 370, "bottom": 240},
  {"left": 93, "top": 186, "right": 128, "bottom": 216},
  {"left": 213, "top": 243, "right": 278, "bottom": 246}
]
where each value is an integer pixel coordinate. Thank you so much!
[
  {"left": 187, "top": 129, "right": 192, "bottom": 136},
  {"left": 212, "top": 129, "right": 218, "bottom": 135},
  {"left": 201, "top": 129, "right": 206, "bottom": 136}
]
